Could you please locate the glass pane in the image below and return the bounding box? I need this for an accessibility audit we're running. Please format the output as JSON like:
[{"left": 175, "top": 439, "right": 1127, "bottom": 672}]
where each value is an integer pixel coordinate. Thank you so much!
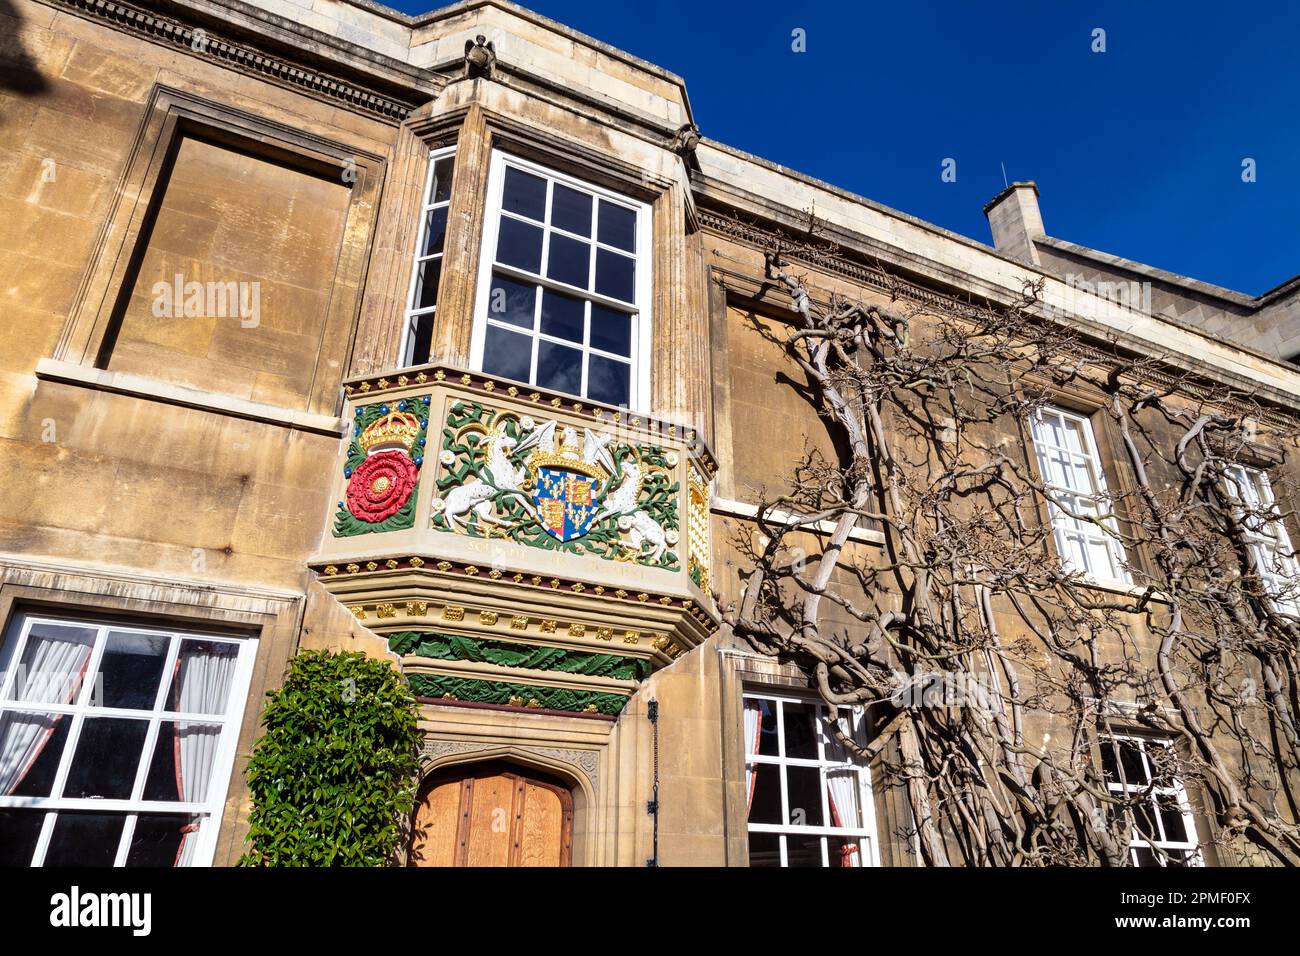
[
  {"left": 825, "top": 769, "right": 862, "bottom": 828},
  {"left": 0, "top": 709, "right": 71, "bottom": 798},
  {"left": 1131, "top": 846, "right": 1158, "bottom": 867},
  {"left": 590, "top": 304, "right": 632, "bottom": 356},
  {"left": 421, "top": 206, "right": 448, "bottom": 257},
  {"left": 598, "top": 200, "right": 636, "bottom": 252},
  {"left": 546, "top": 233, "right": 591, "bottom": 288},
  {"left": 407, "top": 313, "right": 434, "bottom": 367},
  {"left": 481, "top": 324, "right": 533, "bottom": 384},
  {"left": 1157, "top": 795, "right": 1189, "bottom": 843},
  {"left": 595, "top": 248, "right": 635, "bottom": 302},
  {"left": 5, "top": 622, "right": 95, "bottom": 704},
  {"left": 747, "top": 762, "right": 782, "bottom": 825},
  {"left": 170, "top": 640, "right": 239, "bottom": 715},
  {"left": 551, "top": 183, "right": 592, "bottom": 236},
  {"left": 782, "top": 702, "right": 819, "bottom": 759},
  {"left": 93, "top": 631, "right": 169, "bottom": 710},
  {"left": 0, "top": 808, "right": 45, "bottom": 865},
  {"left": 587, "top": 355, "right": 630, "bottom": 408},
  {"left": 784, "top": 832, "right": 823, "bottom": 867},
  {"left": 785, "top": 765, "right": 825, "bottom": 826},
  {"left": 747, "top": 830, "right": 781, "bottom": 867},
  {"left": 495, "top": 216, "right": 543, "bottom": 273},
  {"left": 43, "top": 811, "right": 125, "bottom": 867},
  {"left": 63, "top": 717, "right": 149, "bottom": 799},
  {"left": 536, "top": 340, "right": 581, "bottom": 396},
  {"left": 126, "top": 814, "right": 195, "bottom": 867},
  {"left": 502, "top": 166, "right": 546, "bottom": 221},
  {"left": 539, "top": 289, "right": 584, "bottom": 343},
  {"left": 431, "top": 156, "right": 455, "bottom": 204},
  {"left": 756, "top": 699, "right": 779, "bottom": 757},
  {"left": 487, "top": 273, "right": 537, "bottom": 329},
  {"left": 413, "top": 257, "right": 443, "bottom": 312},
  {"left": 144, "top": 721, "right": 222, "bottom": 802}
]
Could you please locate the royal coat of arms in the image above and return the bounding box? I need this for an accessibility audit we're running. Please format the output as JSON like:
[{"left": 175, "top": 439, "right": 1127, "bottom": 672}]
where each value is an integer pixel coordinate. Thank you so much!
[{"left": 432, "top": 403, "right": 680, "bottom": 569}]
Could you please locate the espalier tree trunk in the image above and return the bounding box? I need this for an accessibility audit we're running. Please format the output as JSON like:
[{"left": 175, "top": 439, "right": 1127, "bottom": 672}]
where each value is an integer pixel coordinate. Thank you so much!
[{"left": 720, "top": 219, "right": 1300, "bottom": 866}]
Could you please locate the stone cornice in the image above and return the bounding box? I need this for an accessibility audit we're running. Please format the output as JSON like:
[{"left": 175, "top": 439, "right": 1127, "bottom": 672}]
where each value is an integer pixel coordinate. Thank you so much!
[{"left": 42, "top": 0, "right": 427, "bottom": 120}]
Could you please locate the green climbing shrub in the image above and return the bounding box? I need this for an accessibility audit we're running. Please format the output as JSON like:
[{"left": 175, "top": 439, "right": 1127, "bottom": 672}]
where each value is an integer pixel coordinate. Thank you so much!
[{"left": 240, "top": 649, "right": 422, "bottom": 866}]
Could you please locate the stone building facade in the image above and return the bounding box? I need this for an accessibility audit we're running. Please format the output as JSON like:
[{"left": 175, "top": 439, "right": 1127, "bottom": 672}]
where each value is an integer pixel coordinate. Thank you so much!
[{"left": 1, "top": 0, "right": 1297, "bottom": 867}]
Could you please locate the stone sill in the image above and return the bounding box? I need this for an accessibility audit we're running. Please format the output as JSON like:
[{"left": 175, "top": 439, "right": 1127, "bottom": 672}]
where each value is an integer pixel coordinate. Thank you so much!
[{"left": 34, "top": 358, "right": 348, "bottom": 438}]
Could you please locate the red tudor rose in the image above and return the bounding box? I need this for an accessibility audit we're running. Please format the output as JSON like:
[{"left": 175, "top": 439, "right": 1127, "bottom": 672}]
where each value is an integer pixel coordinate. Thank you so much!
[{"left": 346, "top": 451, "right": 418, "bottom": 522}]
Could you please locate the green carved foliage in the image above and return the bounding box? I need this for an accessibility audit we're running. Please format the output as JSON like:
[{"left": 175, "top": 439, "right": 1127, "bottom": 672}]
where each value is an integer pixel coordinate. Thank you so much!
[
  {"left": 387, "top": 630, "right": 650, "bottom": 681},
  {"left": 407, "top": 672, "right": 627, "bottom": 716},
  {"left": 240, "top": 651, "right": 422, "bottom": 867}
]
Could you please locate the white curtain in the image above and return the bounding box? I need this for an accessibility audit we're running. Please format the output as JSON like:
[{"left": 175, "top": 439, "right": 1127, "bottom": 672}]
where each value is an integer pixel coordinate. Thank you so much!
[
  {"left": 171, "top": 643, "right": 238, "bottom": 866},
  {"left": 0, "top": 629, "right": 92, "bottom": 795},
  {"left": 743, "top": 700, "right": 762, "bottom": 812},
  {"left": 824, "top": 708, "right": 868, "bottom": 867}
]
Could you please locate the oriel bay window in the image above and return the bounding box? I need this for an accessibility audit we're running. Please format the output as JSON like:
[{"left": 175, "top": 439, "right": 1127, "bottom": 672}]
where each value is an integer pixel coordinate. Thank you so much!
[
  {"left": 743, "top": 691, "right": 880, "bottom": 867},
  {"left": 400, "top": 147, "right": 456, "bottom": 368},
  {"left": 0, "top": 613, "right": 255, "bottom": 867},
  {"left": 472, "top": 151, "right": 651, "bottom": 410}
]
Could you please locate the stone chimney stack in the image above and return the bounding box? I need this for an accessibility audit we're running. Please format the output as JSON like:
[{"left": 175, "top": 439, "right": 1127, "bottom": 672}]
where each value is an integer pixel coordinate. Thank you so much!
[{"left": 983, "top": 181, "right": 1044, "bottom": 265}]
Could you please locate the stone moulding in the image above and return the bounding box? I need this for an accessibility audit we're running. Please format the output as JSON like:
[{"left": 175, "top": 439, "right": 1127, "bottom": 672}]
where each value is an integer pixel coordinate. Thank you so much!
[{"left": 46, "top": 0, "right": 421, "bottom": 120}]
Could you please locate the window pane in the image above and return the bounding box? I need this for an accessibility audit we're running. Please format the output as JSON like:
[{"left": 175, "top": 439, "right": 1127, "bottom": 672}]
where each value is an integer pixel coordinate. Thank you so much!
[
  {"left": 143, "top": 721, "right": 222, "bottom": 802},
  {"left": 756, "top": 699, "right": 779, "bottom": 757},
  {"left": 43, "top": 811, "right": 124, "bottom": 867},
  {"left": 589, "top": 304, "right": 632, "bottom": 356},
  {"left": 828, "top": 836, "right": 864, "bottom": 868},
  {"left": 496, "top": 216, "right": 543, "bottom": 273},
  {"left": 170, "top": 641, "right": 239, "bottom": 715},
  {"left": 0, "top": 808, "right": 44, "bottom": 865},
  {"left": 551, "top": 183, "right": 592, "bottom": 236},
  {"left": 0, "top": 709, "right": 71, "bottom": 798},
  {"left": 5, "top": 622, "right": 95, "bottom": 704},
  {"left": 1157, "top": 795, "right": 1189, "bottom": 843},
  {"left": 536, "top": 340, "right": 582, "bottom": 396},
  {"left": 407, "top": 313, "right": 434, "bottom": 366},
  {"left": 785, "top": 765, "right": 825, "bottom": 826},
  {"left": 482, "top": 324, "right": 533, "bottom": 384},
  {"left": 784, "top": 833, "right": 823, "bottom": 867},
  {"left": 502, "top": 166, "right": 546, "bottom": 221},
  {"left": 421, "top": 206, "right": 449, "bottom": 257},
  {"left": 747, "top": 830, "right": 781, "bottom": 867},
  {"left": 747, "top": 761, "right": 782, "bottom": 824},
  {"left": 546, "top": 233, "right": 591, "bottom": 288},
  {"left": 595, "top": 248, "right": 635, "bottom": 302},
  {"left": 598, "top": 200, "right": 636, "bottom": 252},
  {"left": 92, "top": 631, "right": 169, "bottom": 710},
  {"left": 126, "top": 813, "right": 194, "bottom": 867},
  {"left": 63, "top": 717, "right": 149, "bottom": 799},
  {"left": 488, "top": 274, "right": 537, "bottom": 329},
  {"left": 413, "top": 257, "right": 443, "bottom": 312},
  {"left": 782, "top": 702, "right": 819, "bottom": 759},
  {"left": 431, "top": 156, "right": 455, "bottom": 204},
  {"left": 539, "top": 289, "right": 584, "bottom": 343},
  {"left": 587, "top": 355, "right": 630, "bottom": 408},
  {"left": 825, "top": 769, "right": 861, "bottom": 828}
]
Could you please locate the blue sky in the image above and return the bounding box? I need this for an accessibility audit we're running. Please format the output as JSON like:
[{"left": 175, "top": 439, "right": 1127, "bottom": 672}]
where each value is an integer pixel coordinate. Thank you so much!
[{"left": 393, "top": 0, "right": 1300, "bottom": 296}]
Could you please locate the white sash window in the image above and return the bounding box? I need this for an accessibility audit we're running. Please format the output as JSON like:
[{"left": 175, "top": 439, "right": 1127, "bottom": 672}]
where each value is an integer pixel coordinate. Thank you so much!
[{"left": 0, "top": 613, "right": 256, "bottom": 867}]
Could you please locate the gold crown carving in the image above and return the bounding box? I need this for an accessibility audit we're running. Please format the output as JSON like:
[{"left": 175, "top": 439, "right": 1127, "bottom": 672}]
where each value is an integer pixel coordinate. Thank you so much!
[
  {"left": 358, "top": 411, "right": 420, "bottom": 454},
  {"left": 529, "top": 434, "right": 606, "bottom": 482}
]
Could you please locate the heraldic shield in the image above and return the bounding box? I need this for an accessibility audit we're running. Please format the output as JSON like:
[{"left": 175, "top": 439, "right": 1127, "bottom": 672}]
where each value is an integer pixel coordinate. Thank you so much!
[{"left": 533, "top": 465, "right": 603, "bottom": 542}]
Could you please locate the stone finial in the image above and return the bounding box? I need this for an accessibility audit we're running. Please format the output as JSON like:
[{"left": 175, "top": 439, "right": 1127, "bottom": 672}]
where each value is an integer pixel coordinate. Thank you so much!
[{"left": 464, "top": 35, "right": 497, "bottom": 79}]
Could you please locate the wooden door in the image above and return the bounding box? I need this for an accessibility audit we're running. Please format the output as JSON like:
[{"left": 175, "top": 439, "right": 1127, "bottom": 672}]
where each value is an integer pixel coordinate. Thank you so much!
[{"left": 410, "top": 762, "right": 573, "bottom": 867}]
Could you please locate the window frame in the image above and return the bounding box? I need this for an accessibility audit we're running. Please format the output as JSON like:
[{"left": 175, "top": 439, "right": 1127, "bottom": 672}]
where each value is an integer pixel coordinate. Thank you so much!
[
  {"left": 1099, "top": 731, "right": 1202, "bottom": 867},
  {"left": 1223, "top": 463, "right": 1300, "bottom": 615},
  {"left": 742, "top": 689, "right": 881, "bottom": 867},
  {"left": 397, "top": 144, "right": 457, "bottom": 370},
  {"left": 1028, "top": 405, "right": 1132, "bottom": 587},
  {"left": 469, "top": 149, "right": 653, "bottom": 411},
  {"left": 0, "top": 612, "right": 258, "bottom": 868}
]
